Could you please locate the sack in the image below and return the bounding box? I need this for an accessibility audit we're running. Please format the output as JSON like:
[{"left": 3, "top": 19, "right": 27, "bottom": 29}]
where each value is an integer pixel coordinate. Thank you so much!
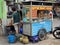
[
  {"left": 20, "top": 35, "right": 29, "bottom": 44},
  {"left": 23, "top": 36, "right": 29, "bottom": 44}
]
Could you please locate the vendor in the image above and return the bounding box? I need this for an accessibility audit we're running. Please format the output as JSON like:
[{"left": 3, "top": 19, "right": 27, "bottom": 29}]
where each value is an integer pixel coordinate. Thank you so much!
[{"left": 11, "top": 6, "right": 21, "bottom": 35}]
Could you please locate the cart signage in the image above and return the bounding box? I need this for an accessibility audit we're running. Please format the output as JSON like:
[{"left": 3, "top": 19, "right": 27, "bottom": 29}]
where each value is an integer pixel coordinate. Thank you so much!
[{"left": 32, "top": 6, "right": 52, "bottom": 10}]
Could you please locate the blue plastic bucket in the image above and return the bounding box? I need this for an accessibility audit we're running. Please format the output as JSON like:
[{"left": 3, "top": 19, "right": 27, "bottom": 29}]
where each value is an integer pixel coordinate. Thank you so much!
[{"left": 8, "top": 35, "right": 16, "bottom": 43}]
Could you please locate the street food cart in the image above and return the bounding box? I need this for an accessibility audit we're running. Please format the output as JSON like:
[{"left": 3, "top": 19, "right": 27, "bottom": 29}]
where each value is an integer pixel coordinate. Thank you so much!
[{"left": 22, "top": 1, "right": 53, "bottom": 40}]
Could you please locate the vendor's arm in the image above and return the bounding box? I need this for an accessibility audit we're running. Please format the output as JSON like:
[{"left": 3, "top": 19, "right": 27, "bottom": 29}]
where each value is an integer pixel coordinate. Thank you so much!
[{"left": 11, "top": 17, "right": 13, "bottom": 25}]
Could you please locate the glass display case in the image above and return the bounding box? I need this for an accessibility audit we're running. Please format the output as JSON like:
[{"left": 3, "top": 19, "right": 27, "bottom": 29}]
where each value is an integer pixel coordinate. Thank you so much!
[{"left": 22, "top": 1, "right": 53, "bottom": 23}]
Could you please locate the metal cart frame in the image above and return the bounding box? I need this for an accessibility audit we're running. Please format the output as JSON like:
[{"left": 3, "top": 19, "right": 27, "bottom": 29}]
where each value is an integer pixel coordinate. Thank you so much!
[{"left": 22, "top": 1, "right": 53, "bottom": 36}]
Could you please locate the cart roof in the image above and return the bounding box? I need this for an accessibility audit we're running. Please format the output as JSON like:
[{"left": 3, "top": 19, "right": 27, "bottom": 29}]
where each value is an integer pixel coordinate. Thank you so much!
[
  {"left": 15, "top": 1, "right": 55, "bottom": 4},
  {"left": 22, "top": 1, "right": 54, "bottom": 3},
  {"left": 21, "top": 1, "right": 54, "bottom": 5},
  {"left": 13, "top": 1, "right": 60, "bottom": 4}
]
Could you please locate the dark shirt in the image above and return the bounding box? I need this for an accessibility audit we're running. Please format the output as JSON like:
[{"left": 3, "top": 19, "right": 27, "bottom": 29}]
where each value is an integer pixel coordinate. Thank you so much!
[{"left": 12, "top": 11, "right": 20, "bottom": 23}]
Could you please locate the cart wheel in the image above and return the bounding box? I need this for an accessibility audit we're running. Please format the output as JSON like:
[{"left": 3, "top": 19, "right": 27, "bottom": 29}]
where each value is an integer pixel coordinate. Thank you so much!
[
  {"left": 38, "top": 28, "right": 47, "bottom": 41},
  {"left": 53, "top": 29, "right": 60, "bottom": 39}
]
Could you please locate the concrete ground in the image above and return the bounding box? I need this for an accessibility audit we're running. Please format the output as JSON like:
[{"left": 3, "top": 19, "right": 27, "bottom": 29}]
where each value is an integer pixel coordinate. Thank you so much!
[
  {"left": 53, "top": 18, "right": 60, "bottom": 28},
  {"left": 0, "top": 18, "right": 60, "bottom": 45},
  {"left": 0, "top": 34, "right": 60, "bottom": 45}
]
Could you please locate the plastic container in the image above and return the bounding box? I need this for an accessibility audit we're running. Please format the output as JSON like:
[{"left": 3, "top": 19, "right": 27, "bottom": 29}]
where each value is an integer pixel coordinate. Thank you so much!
[
  {"left": 19, "top": 27, "right": 23, "bottom": 34},
  {"left": 8, "top": 34, "right": 16, "bottom": 43},
  {"left": 29, "top": 36, "right": 39, "bottom": 43}
]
